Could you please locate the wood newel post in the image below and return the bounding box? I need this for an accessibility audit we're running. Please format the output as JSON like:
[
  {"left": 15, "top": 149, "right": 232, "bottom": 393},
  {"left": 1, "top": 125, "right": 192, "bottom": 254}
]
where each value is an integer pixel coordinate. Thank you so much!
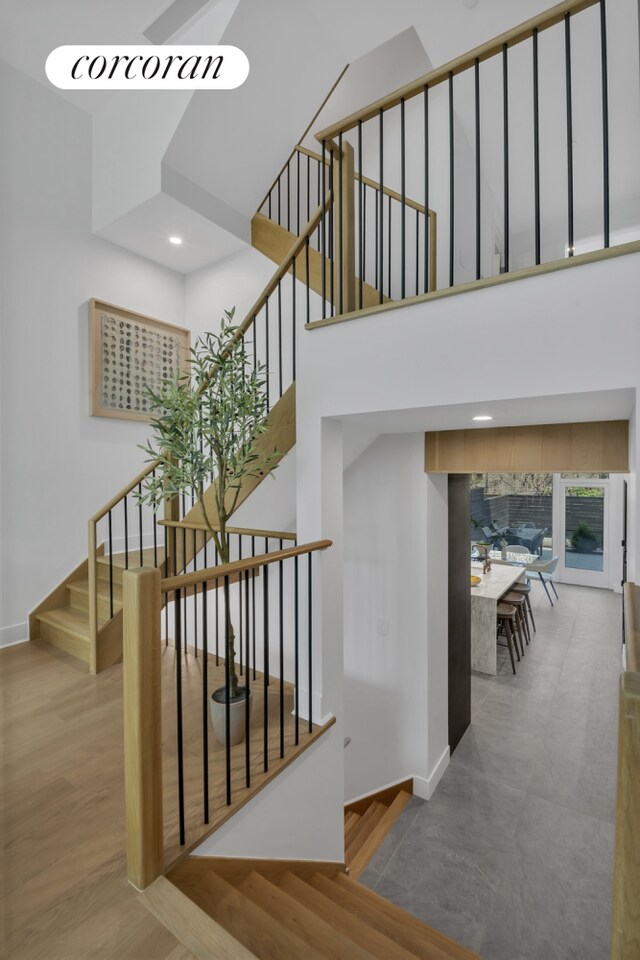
[
  {"left": 332, "top": 142, "right": 355, "bottom": 315},
  {"left": 123, "top": 566, "right": 163, "bottom": 890},
  {"left": 610, "top": 670, "right": 640, "bottom": 959}
]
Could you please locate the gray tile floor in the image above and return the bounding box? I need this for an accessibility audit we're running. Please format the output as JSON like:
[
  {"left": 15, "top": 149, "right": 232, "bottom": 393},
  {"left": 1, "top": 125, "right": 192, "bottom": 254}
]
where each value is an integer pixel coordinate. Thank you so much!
[{"left": 360, "top": 582, "right": 621, "bottom": 959}]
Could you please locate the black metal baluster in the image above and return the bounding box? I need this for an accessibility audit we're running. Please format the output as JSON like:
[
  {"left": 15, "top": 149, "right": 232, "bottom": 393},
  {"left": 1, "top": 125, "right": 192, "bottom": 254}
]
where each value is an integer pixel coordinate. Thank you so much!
[
  {"left": 307, "top": 152, "right": 311, "bottom": 224},
  {"left": 123, "top": 495, "right": 129, "bottom": 570},
  {"left": 268, "top": 188, "right": 272, "bottom": 222},
  {"left": 251, "top": 536, "right": 256, "bottom": 680},
  {"left": 252, "top": 316, "right": 257, "bottom": 377},
  {"left": 475, "top": 59, "right": 481, "bottom": 281},
  {"left": 108, "top": 509, "right": 114, "bottom": 618},
  {"left": 296, "top": 150, "right": 300, "bottom": 235},
  {"left": 292, "top": 257, "right": 297, "bottom": 381},
  {"left": 138, "top": 482, "right": 144, "bottom": 566},
  {"left": 401, "top": 97, "right": 406, "bottom": 298},
  {"left": 277, "top": 280, "right": 283, "bottom": 399},
  {"left": 449, "top": 71, "right": 455, "bottom": 288},
  {"left": 202, "top": 566, "right": 209, "bottom": 824},
  {"left": 316, "top": 154, "right": 321, "bottom": 247},
  {"left": 533, "top": 29, "right": 541, "bottom": 265},
  {"left": 424, "top": 84, "right": 430, "bottom": 293},
  {"left": 279, "top": 541, "right": 284, "bottom": 759},
  {"left": 308, "top": 553, "right": 313, "bottom": 733},
  {"left": 183, "top": 528, "right": 187, "bottom": 653},
  {"left": 263, "top": 561, "right": 269, "bottom": 772},
  {"left": 175, "top": 587, "right": 185, "bottom": 845},
  {"left": 164, "top": 525, "right": 168, "bottom": 644},
  {"left": 321, "top": 141, "right": 327, "bottom": 319},
  {"left": 193, "top": 530, "right": 198, "bottom": 658},
  {"left": 287, "top": 158, "right": 291, "bottom": 233},
  {"left": 339, "top": 132, "right": 344, "bottom": 314},
  {"left": 305, "top": 239, "right": 310, "bottom": 324},
  {"left": 600, "top": 0, "right": 610, "bottom": 248},
  {"left": 215, "top": 545, "right": 219, "bottom": 664},
  {"left": 265, "top": 301, "right": 270, "bottom": 412},
  {"left": 224, "top": 574, "right": 231, "bottom": 805},
  {"left": 387, "top": 195, "right": 392, "bottom": 299},
  {"left": 238, "top": 536, "right": 243, "bottom": 676},
  {"left": 503, "top": 44, "right": 510, "bottom": 273},
  {"left": 277, "top": 172, "right": 281, "bottom": 227},
  {"left": 565, "top": 13, "right": 574, "bottom": 256},
  {"left": 152, "top": 471, "right": 158, "bottom": 568},
  {"left": 415, "top": 208, "right": 420, "bottom": 296},
  {"left": 329, "top": 151, "right": 334, "bottom": 316},
  {"left": 294, "top": 555, "right": 299, "bottom": 745},
  {"left": 362, "top": 183, "right": 367, "bottom": 289},
  {"left": 244, "top": 568, "right": 251, "bottom": 788},
  {"left": 358, "top": 120, "right": 363, "bottom": 309},
  {"left": 379, "top": 109, "right": 384, "bottom": 304},
  {"left": 375, "top": 184, "right": 379, "bottom": 290}
]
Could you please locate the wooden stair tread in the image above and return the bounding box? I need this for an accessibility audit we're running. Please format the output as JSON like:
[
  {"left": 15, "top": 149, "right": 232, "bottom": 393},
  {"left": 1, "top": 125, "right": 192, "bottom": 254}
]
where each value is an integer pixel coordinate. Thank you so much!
[
  {"left": 97, "top": 546, "right": 165, "bottom": 570},
  {"left": 239, "top": 871, "right": 376, "bottom": 960},
  {"left": 345, "top": 801, "right": 387, "bottom": 862},
  {"left": 349, "top": 790, "right": 413, "bottom": 879},
  {"left": 311, "top": 873, "right": 480, "bottom": 960},
  {"left": 344, "top": 810, "right": 360, "bottom": 835},
  {"left": 142, "top": 876, "right": 259, "bottom": 960},
  {"left": 279, "top": 871, "right": 420, "bottom": 960},
  {"left": 35, "top": 606, "right": 90, "bottom": 641},
  {"left": 192, "top": 869, "right": 327, "bottom": 960},
  {"left": 344, "top": 800, "right": 381, "bottom": 850},
  {"left": 67, "top": 578, "right": 123, "bottom": 602}
]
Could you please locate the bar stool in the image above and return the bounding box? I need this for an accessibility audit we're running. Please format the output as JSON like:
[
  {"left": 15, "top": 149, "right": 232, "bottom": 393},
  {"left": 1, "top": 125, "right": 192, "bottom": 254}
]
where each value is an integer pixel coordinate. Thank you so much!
[
  {"left": 502, "top": 591, "right": 528, "bottom": 653},
  {"left": 510, "top": 580, "right": 536, "bottom": 633},
  {"left": 496, "top": 603, "right": 518, "bottom": 675}
]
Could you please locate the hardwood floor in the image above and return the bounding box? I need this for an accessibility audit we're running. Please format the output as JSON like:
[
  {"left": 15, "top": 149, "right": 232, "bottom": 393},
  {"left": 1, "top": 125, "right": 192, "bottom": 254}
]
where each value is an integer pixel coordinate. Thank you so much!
[{"left": 1, "top": 636, "right": 329, "bottom": 959}]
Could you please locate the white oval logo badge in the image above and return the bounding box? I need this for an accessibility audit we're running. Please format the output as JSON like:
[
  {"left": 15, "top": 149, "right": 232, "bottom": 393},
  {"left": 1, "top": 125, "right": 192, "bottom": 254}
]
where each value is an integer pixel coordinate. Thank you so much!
[{"left": 46, "top": 45, "right": 249, "bottom": 90}]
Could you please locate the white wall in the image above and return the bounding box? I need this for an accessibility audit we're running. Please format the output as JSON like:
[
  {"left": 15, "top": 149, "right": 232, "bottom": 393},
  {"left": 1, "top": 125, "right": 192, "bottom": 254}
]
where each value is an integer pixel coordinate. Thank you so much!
[
  {"left": 343, "top": 433, "right": 449, "bottom": 802},
  {"left": 0, "top": 61, "right": 185, "bottom": 642}
]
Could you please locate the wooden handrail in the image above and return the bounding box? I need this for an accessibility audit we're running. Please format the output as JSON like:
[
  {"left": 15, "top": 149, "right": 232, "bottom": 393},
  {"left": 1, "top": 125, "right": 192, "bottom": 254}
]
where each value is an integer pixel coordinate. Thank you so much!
[
  {"left": 159, "top": 519, "right": 296, "bottom": 541},
  {"left": 294, "top": 145, "right": 435, "bottom": 217},
  {"left": 161, "top": 539, "right": 332, "bottom": 593},
  {"left": 232, "top": 192, "right": 333, "bottom": 347},
  {"left": 90, "top": 460, "right": 159, "bottom": 524},
  {"left": 623, "top": 582, "right": 640, "bottom": 673},
  {"left": 315, "top": 0, "right": 599, "bottom": 140}
]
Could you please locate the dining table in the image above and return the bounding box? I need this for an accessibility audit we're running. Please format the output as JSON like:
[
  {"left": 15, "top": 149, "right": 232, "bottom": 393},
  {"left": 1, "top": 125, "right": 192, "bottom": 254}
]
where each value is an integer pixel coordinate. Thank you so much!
[{"left": 470, "top": 561, "right": 527, "bottom": 675}]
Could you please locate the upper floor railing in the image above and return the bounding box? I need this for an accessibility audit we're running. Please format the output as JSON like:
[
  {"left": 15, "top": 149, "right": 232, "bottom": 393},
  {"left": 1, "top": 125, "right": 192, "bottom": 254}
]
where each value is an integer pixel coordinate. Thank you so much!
[{"left": 311, "top": 0, "right": 638, "bottom": 316}]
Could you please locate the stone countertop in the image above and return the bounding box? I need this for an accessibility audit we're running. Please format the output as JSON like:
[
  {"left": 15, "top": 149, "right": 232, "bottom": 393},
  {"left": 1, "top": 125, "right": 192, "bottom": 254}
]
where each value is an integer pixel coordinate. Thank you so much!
[{"left": 470, "top": 562, "right": 525, "bottom": 600}]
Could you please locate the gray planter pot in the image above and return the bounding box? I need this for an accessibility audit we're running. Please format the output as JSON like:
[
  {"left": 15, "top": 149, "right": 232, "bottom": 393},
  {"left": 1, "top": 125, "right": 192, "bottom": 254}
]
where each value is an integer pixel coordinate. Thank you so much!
[{"left": 210, "top": 685, "right": 252, "bottom": 746}]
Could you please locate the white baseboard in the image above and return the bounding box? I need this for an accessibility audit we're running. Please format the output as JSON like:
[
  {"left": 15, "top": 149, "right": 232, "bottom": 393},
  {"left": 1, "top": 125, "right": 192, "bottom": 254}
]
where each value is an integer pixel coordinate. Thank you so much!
[
  {"left": 345, "top": 746, "right": 451, "bottom": 807},
  {"left": 1, "top": 623, "right": 29, "bottom": 647},
  {"left": 345, "top": 774, "right": 415, "bottom": 807},
  {"left": 413, "top": 745, "right": 450, "bottom": 800}
]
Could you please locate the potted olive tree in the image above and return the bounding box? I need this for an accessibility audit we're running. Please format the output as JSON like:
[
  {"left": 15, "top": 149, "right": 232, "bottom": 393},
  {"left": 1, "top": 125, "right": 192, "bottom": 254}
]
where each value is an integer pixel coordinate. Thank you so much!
[{"left": 138, "top": 309, "right": 278, "bottom": 744}]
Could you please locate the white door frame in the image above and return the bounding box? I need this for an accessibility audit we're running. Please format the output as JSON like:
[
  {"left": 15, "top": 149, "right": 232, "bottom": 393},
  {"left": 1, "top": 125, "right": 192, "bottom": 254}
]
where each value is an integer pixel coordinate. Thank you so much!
[{"left": 555, "top": 478, "right": 610, "bottom": 588}]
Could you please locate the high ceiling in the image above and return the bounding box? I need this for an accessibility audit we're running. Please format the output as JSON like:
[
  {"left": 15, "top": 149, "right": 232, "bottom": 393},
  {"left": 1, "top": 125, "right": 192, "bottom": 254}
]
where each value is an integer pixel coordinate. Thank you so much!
[{"left": 2, "top": 0, "right": 636, "bottom": 274}]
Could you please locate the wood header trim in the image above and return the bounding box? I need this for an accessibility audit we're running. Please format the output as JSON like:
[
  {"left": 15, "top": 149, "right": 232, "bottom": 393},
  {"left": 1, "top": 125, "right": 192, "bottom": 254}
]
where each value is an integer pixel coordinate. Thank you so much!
[{"left": 425, "top": 420, "right": 629, "bottom": 474}]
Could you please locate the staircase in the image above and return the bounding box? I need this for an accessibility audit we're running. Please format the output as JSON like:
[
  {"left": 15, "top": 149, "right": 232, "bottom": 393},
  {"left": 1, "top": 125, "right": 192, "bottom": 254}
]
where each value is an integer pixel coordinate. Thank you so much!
[
  {"left": 343, "top": 783, "right": 413, "bottom": 879},
  {"left": 149, "top": 779, "right": 478, "bottom": 960},
  {"left": 163, "top": 857, "right": 479, "bottom": 960}
]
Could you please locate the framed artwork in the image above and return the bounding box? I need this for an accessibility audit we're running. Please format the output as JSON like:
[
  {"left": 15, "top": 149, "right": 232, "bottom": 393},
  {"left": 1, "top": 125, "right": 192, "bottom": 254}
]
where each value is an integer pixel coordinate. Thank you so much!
[{"left": 90, "top": 299, "right": 190, "bottom": 422}]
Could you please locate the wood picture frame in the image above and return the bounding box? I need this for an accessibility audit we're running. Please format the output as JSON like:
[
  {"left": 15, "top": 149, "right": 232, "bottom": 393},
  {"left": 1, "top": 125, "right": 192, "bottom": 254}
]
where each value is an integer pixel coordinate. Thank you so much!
[{"left": 90, "top": 299, "right": 190, "bottom": 422}]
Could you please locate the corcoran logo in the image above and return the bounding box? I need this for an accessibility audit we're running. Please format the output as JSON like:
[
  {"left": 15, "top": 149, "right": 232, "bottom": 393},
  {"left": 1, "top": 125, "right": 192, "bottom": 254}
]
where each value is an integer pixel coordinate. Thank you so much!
[{"left": 45, "top": 45, "right": 249, "bottom": 90}]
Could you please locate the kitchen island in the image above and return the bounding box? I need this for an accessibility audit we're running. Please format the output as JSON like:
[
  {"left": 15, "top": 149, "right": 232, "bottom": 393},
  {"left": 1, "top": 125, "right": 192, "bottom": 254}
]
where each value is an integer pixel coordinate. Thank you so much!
[{"left": 471, "top": 562, "right": 526, "bottom": 675}]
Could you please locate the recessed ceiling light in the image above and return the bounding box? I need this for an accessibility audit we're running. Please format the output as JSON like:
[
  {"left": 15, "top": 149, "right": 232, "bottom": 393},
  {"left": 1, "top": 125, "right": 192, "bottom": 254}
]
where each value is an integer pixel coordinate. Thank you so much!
[
  {"left": 169, "top": 235, "right": 183, "bottom": 245},
  {"left": 473, "top": 415, "right": 493, "bottom": 421}
]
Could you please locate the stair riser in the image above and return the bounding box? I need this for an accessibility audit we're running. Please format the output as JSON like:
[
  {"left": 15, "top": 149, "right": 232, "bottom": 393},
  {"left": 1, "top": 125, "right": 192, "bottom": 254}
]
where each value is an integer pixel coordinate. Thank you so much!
[
  {"left": 67, "top": 587, "right": 122, "bottom": 620},
  {"left": 37, "top": 620, "right": 90, "bottom": 665}
]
